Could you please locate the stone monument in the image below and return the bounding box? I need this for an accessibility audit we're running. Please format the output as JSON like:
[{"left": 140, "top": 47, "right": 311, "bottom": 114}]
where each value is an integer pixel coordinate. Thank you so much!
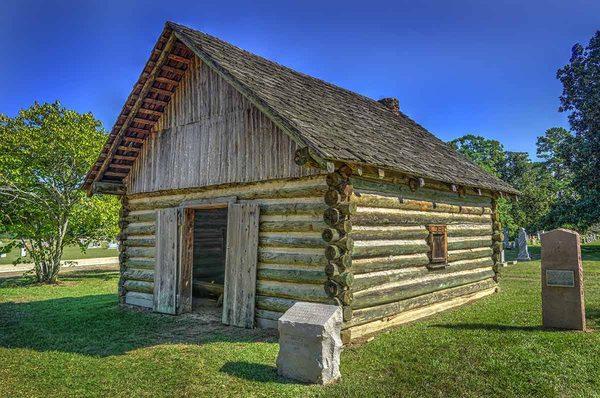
[
  {"left": 503, "top": 228, "right": 510, "bottom": 249},
  {"left": 516, "top": 227, "right": 531, "bottom": 261},
  {"left": 276, "top": 302, "right": 342, "bottom": 384},
  {"left": 541, "top": 229, "right": 585, "bottom": 330}
]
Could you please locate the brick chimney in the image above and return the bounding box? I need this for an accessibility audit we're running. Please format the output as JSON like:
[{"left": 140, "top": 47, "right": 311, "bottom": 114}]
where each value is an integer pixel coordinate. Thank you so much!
[{"left": 378, "top": 97, "right": 400, "bottom": 114}]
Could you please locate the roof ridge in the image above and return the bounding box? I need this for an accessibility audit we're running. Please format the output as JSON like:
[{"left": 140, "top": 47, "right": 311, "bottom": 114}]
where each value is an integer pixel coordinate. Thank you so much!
[{"left": 166, "top": 21, "right": 412, "bottom": 119}]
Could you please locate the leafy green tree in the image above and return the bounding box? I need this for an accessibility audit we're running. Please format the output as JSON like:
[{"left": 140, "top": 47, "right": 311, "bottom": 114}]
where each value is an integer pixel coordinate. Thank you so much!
[
  {"left": 0, "top": 102, "right": 119, "bottom": 283},
  {"left": 536, "top": 127, "right": 575, "bottom": 182},
  {"left": 449, "top": 134, "right": 560, "bottom": 237},
  {"left": 557, "top": 31, "right": 600, "bottom": 228},
  {"left": 449, "top": 134, "right": 506, "bottom": 176}
]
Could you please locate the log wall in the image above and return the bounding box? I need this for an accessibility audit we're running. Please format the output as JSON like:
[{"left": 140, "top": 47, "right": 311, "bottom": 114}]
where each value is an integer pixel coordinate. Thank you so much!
[
  {"left": 125, "top": 56, "right": 319, "bottom": 194},
  {"left": 120, "top": 175, "right": 333, "bottom": 327},
  {"left": 322, "top": 172, "right": 499, "bottom": 342}
]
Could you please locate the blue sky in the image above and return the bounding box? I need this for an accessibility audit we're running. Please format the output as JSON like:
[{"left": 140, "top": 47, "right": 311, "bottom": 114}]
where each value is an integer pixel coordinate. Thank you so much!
[{"left": 1, "top": 1, "right": 598, "bottom": 158}]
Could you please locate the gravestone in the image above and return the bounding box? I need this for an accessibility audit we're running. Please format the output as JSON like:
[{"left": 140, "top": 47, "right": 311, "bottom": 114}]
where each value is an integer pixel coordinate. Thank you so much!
[
  {"left": 503, "top": 228, "right": 510, "bottom": 249},
  {"left": 516, "top": 228, "right": 531, "bottom": 261},
  {"left": 541, "top": 229, "right": 585, "bottom": 330},
  {"left": 276, "top": 302, "right": 342, "bottom": 384}
]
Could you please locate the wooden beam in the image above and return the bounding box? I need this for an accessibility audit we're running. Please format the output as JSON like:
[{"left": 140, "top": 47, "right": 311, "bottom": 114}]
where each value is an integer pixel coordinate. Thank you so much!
[
  {"left": 137, "top": 108, "right": 163, "bottom": 117},
  {"left": 113, "top": 155, "right": 137, "bottom": 161},
  {"left": 118, "top": 145, "right": 141, "bottom": 152},
  {"left": 160, "top": 65, "right": 186, "bottom": 75},
  {"left": 142, "top": 97, "right": 168, "bottom": 106},
  {"left": 149, "top": 86, "right": 175, "bottom": 96},
  {"left": 127, "top": 127, "right": 150, "bottom": 135},
  {"left": 132, "top": 117, "right": 157, "bottom": 126},
  {"left": 168, "top": 53, "right": 191, "bottom": 64},
  {"left": 109, "top": 164, "right": 132, "bottom": 170},
  {"left": 155, "top": 76, "right": 180, "bottom": 85},
  {"left": 93, "top": 33, "right": 177, "bottom": 184},
  {"left": 92, "top": 181, "right": 126, "bottom": 195},
  {"left": 124, "top": 136, "right": 145, "bottom": 144}
]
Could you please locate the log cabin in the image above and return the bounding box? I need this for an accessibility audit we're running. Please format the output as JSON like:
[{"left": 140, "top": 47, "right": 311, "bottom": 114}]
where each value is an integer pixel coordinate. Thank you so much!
[{"left": 83, "top": 21, "right": 517, "bottom": 343}]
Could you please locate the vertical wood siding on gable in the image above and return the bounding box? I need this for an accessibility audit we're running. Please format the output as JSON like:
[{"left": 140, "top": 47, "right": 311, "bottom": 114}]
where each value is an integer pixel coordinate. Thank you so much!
[{"left": 126, "top": 57, "right": 319, "bottom": 194}]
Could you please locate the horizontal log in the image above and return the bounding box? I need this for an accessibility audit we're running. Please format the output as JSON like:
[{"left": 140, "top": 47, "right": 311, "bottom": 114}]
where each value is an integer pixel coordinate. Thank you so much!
[
  {"left": 258, "top": 233, "right": 323, "bottom": 248},
  {"left": 257, "top": 266, "right": 326, "bottom": 284},
  {"left": 123, "top": 269, "right": 154, "bottom": 282},
  {"left": 125, "top": 246, "right": 155, "bottom": 258},
  {"left": 446, "top": 224, "right": 493, "bottom": 237},
  {"left": 344, "top": 285, "right": 496, "bottom": 342},
  {"left": 346, "top": 278, "right": 497, "bottom": 328},
  {"left": 259, "top": 202, "right": 326, "bottom": 216},
  {"left": 92, "top": 181, "right": 125, "bottom": 196},
  {"left": 352, "top": 268, "right": 495, "bottom": 309},
  {"left": 351, "top": 192, "right": 491, "bottom": 215},
  {"left": 126, "top": 211, "right": 156, "bottom": 223},
  {"left": 352, "top": 207, "right": 491, "bottom": 226},
  {"left": 123, "top": 237, "right": 156, "bottom": 247},
  {"left": 447, "top": 236, "right": 492, "bottom": 250},
  {"left": 193, "top": 281, "right": 224, "bottom": 296},
  {"left": 258, "top": 248, "right": 327, "bottom": 266},
  {"left": 125, "top": 222, "right": 155, "bottom": 235},
  {"left": 127, "top": 176, "right": 328, "bottom": 210},
  {"left": 255, "top": 318, "right": 278, "bottom": 329},
  {"left": 124, "top": 291, "right": 153, "bottom": 308},
  {"left": 353, "top": 257, "right": 494, "bottom": 292},
  {"left": 124, "top": 280, "right": 153, "bottom": 293},
  {"left": 257, "top": 280, "right": 332, "bottom": 302},
  {"left": 349, "top": 177, "right": 492, "bottom": 206},
  {"left": 353, "top": 239, "right": 429, "bottom": 258},
  {"left": 256, "top": 295, "right": 297, "bottom": 313},
  {"left": 259, "top": 220, "right": 326, "bottom": 233},
  {"left": 255, "top": 309, "right": 284, "bottom": 322},
  {"left": 447, "top": 247, "right": 493, "bottom": 262},
  {"left": 124, "top": 257, "right": 155, "bottom": 269},
  {"left": 352, "top": 253, "right": 430, "bottom": 274},
  {"left": 350, "top": 226, "right": 428, "bottom": 241}
]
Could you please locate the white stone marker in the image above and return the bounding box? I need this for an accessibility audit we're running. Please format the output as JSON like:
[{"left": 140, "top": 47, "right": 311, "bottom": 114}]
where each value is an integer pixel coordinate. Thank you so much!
[{"left": 276, "top": 302, "right": 342, "bottom": 385}]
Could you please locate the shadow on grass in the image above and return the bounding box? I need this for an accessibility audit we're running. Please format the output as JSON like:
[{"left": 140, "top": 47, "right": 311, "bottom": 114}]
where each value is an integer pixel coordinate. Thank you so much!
[
  {"left": 219, "top": 361, "right": 291, "bottom": 383},
  {"left": 431, "top": 323, "right": 545, "bottom": 332},
  {"left": 0, "top": 278, "right": 275, "bottom": 357}
]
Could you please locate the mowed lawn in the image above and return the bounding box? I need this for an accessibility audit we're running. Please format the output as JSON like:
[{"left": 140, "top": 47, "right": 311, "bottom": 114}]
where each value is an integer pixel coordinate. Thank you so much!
[{"left": 1, "top": 246, "right": 599, "bottom": 397}]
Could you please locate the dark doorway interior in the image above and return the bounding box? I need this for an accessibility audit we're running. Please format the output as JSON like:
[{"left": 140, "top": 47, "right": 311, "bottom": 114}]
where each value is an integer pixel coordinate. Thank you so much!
[{"left": 192, "top": 207, "right": 228, "bottom": 314}]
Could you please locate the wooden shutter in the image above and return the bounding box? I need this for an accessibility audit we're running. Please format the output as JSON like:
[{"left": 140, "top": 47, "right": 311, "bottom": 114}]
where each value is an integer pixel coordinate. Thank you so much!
[
  {"left": 427, "top": 225, "right": 448, "bottom": 268},
  {"left": 222, "top": 203, "right": 260, "bottom": 328},
  {"left": 154, "top": 207, "right": 179, "bottom": 314}
]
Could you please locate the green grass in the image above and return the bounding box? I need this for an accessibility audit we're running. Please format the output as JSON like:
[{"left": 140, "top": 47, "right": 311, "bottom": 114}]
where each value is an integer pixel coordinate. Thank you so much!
[
  {"left": 0, "top": 243, "right": 117, "bottom": 265},
  {"left": 1, "top": 247, "right": 600, "bottom": 397}
]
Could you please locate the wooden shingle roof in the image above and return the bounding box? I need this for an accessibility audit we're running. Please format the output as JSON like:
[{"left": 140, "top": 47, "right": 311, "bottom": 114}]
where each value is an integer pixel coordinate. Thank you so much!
[{"left": 84, "top": 21, "right": 517, "bottom": 195}]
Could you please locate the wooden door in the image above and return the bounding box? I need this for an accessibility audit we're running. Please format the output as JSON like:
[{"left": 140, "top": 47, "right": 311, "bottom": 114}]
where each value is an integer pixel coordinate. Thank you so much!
[
  {"left": 154, "top": 207, "right": 179, "bottom": 314},
  {"left": 222, "top": 203, "right": 260, "bottom": 328}
]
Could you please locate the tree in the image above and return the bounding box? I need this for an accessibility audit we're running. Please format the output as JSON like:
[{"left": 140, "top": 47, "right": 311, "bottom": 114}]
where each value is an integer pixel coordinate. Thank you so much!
[
  {"left": 448, "top": 134, "right": 506, "bottom": 176},
  {"left": 557, "top": 31, "right": 600, "bottom": 229},
  {"left": 0, "top": 102, "right": 119, "bottom": 283},
  {"left": 449, "top": 134, "right": 560, "bottom": 237},
  {"left": 536, "top": 127, "right": 575, "bottom": 182}
]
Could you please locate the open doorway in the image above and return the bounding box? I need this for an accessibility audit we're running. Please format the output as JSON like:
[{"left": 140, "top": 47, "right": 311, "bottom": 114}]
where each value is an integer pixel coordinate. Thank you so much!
[{"left": 191, "top": 207, "right": 228, "bottom": 320}]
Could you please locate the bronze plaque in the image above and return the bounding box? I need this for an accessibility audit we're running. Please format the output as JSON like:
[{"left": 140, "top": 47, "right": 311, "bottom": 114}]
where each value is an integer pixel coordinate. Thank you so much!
[{"left": 546, "top": 269, "right": 575, "bottom": 288}]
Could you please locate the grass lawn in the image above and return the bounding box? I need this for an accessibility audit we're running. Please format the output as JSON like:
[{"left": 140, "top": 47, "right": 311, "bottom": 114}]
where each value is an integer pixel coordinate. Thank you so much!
[
  {"left": 0, "top": 243, "right": 117, "bottom": 265},
  {"left": 1, "top": 247, "right": 599, "bottom": 397}
]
